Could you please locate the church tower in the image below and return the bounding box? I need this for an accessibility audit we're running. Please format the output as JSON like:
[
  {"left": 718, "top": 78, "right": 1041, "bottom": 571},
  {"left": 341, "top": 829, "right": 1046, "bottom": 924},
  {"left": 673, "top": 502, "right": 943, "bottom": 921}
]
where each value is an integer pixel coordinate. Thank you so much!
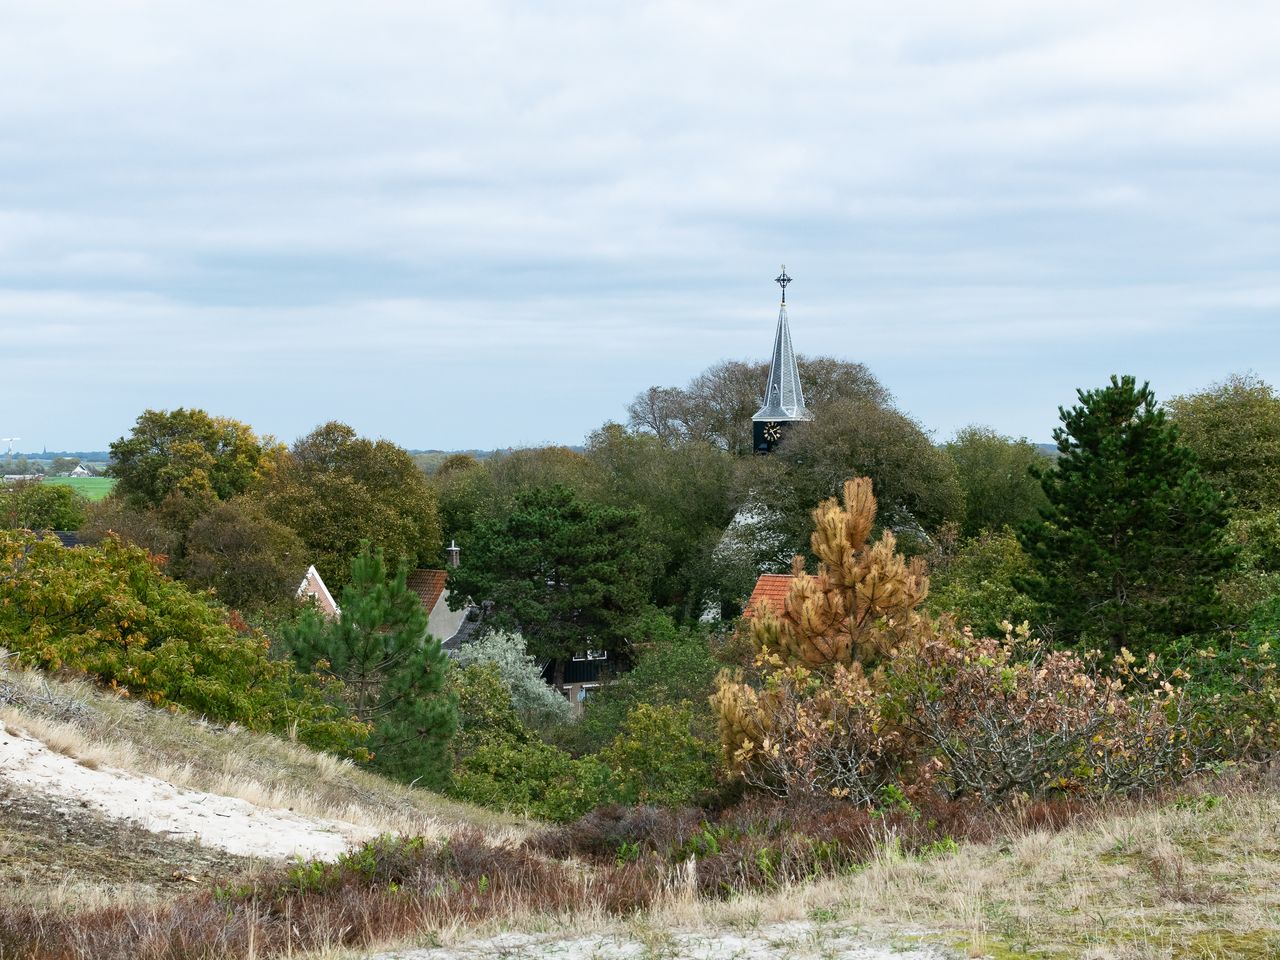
[{"left": 752, "top": 266, "right": 813, "bottom": 453}]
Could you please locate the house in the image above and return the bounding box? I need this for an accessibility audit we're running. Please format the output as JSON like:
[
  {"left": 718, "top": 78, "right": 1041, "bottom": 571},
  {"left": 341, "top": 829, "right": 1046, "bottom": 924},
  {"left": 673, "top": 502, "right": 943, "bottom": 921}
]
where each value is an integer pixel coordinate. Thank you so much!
[
  {"left": 540, "top": 649, "right": 622, "bottom": 714},
  {"left": 743, "top": 572, "right": 793, "bottom": 619},
  {"left": 405, "top": 543, "right": 474, "bottom": 651},
  {"left": 68, "top": 464, "right": 92, "bottom": 478},
  {"left": 406, "top": 568, "right": 471, "bottom": 649},
  {"left": 296, "top": 565, "right": 340, "bottom": 620}
]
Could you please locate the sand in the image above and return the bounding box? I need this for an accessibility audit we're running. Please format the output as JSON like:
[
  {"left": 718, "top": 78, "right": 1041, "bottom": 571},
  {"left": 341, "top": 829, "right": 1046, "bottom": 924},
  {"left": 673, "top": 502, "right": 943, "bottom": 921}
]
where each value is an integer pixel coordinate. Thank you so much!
[{"left": 0, "top": 718, "right": 374, "bottom": 861}]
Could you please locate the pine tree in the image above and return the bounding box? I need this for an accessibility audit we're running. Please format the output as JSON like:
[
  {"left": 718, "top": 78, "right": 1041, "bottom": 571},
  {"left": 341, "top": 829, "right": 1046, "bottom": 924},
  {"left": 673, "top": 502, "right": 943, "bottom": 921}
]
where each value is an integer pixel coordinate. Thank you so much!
[
  {"left": 285, "top": 543, "right": 457, "bottom": 787},
  {"left": 1019, "top": 375, "right": 1235, "bottom": 655}
]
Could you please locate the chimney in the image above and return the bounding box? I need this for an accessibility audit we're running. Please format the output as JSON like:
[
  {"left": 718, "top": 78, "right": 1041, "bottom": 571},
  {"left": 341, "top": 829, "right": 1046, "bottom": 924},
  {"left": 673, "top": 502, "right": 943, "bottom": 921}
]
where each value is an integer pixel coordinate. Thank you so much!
[{"left": 446, "top": 540, "right": 461, "bottom": 568}]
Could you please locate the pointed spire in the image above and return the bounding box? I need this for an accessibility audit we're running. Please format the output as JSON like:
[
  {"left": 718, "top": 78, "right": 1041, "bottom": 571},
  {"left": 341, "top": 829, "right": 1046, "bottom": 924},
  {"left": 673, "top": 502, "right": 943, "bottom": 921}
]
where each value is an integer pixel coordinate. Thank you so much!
[{"left": 753, "top": 266, "right": 812, "bottom": 422}]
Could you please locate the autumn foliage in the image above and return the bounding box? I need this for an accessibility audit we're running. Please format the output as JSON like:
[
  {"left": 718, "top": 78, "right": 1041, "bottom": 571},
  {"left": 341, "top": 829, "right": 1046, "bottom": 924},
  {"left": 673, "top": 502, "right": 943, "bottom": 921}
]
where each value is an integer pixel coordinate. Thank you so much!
[
  {"left": 712, "top": 477, "right": 1234, "bottom": 804},
  {"left": 0, "top": 531, "right": 368, "bottom": 757}
]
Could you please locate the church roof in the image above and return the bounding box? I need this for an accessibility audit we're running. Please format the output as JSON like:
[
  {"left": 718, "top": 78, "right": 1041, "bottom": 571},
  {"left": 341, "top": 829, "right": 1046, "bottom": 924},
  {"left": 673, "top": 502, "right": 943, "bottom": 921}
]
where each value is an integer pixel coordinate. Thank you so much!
[{"left": 752, "top": 300, "right": 812, "bottom": 423}]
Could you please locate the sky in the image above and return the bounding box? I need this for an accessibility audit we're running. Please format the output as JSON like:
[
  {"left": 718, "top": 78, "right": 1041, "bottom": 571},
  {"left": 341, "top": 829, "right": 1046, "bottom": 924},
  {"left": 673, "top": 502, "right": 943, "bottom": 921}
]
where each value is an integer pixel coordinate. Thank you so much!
[{"left": 2, "top": 1, "right": 1278, "bottom": 453}]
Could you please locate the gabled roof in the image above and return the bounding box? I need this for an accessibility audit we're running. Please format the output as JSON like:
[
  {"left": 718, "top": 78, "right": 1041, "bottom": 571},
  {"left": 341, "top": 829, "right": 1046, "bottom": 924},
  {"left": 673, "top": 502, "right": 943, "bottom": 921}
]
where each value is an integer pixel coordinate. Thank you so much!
[
  {"left": 406, "top": 569, "right": 449, "bottom": 614},
  {"left": 743, "top": 573, "right": 793, "bottom": 619},
  {"left": 297, "top": 565, "right": 340, "bottom": 620},
  {"left": 752, "top": 303, "right": 812, "bottom": 423}
]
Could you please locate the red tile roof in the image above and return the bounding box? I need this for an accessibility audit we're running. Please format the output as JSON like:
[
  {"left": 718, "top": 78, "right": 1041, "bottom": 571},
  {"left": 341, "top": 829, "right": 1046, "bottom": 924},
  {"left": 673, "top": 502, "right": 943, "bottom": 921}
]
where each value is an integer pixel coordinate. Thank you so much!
[
  {"left": 743, "top": 573, "right": 793, "bottom": 619},
  {"left": 406, "top": 569, "right": 449, "bottom": 613}
]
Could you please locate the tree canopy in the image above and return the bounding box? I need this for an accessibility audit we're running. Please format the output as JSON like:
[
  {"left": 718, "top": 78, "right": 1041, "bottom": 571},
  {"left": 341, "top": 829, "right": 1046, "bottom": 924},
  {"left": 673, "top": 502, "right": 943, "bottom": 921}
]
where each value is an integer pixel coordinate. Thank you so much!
[
  {"left": 628, "top": 356, "right": 889, "bottom": 456},
  {"left": 107, "top": 408, "right": 277, "bottom": 509},
  {"left": 944, "top": 426, "right": 1049, "bottom": 536},
  {"left": 0, "top": 481, "right": 88, "bottom": 531},
  {"left": 259, "top": 422, "right": 442, "bottom": 586},
  {"left": 446, "top": 485, "right": 656, "bottom": 675},
  {"left": 1165, "top": 373, "right": 1280, "bottom": 513}
]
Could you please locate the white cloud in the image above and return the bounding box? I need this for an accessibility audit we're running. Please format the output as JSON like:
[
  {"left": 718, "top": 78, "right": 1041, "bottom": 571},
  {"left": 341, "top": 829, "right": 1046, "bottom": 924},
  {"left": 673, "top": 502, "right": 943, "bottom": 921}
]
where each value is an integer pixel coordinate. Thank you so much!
[{"left": 0, "top": 0, "right": 1277, "bottom": 449}]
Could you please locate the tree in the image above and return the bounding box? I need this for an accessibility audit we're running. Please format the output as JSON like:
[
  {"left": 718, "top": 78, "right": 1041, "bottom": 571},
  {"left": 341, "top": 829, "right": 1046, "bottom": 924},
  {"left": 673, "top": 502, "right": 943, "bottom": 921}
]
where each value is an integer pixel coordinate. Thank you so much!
[
  {"left": 0, "top": 482, "right": 88, "bottom": 530},
  {"left": 431, "top": 454, "right": 498, "bottom": 547},
  {"left": 926, "top": 526, "right": 1043, "bottom": 638},
  {"left": 944, "top": 426, "right": 1049, "bottom": 536},
  {"left": 711, "top": 477, "right": 935, "bottom": 802},
  {"left": 1019, "top": 376, "right": 1235, "bottom": 654},
  {"left": 744, "top": 399, "right": 964, "bottom": 558},
  {"left": 585, "top": 424, "right": 737, "bottom": 618},
  {"left": 451, "top": 630, "right": 572, "bottom": 728},
  {"left": 107, "top": 408, "right": 277, "bottom": 509},
  {"left": 283, "top": 544, "right": 456, "bottom": 786},
  {"left": 446, "top": 485, "right": 656, "bottom": 684},
  {"left": 259, "top": 422, "right": 443, "bottom": 587},
  {"left": 48, "top": 457, "right": 81, "bottom": 476},
  {"left": 178, "top": 497, "right": 306, "bottom": 610},
  {"left": 1165, "top": 373, "right": 1280, "bottom": 513},
  {"left": 628, "top": 356, "right": 890, "bottom": 456}
]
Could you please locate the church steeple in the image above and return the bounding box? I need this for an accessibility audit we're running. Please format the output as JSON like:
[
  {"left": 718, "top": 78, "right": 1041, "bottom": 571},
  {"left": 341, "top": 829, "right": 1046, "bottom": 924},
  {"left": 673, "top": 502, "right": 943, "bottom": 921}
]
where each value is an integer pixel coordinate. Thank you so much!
[{"left": 752, "top": 266, "right": 812, "bottom": 453}]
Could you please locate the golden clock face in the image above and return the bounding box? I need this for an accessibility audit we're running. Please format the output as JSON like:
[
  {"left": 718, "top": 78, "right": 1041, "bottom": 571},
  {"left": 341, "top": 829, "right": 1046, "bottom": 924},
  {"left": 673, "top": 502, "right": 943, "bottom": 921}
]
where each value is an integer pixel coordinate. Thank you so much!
[{"left": 763, "top": 422, "right": 782, "bottom": 442}]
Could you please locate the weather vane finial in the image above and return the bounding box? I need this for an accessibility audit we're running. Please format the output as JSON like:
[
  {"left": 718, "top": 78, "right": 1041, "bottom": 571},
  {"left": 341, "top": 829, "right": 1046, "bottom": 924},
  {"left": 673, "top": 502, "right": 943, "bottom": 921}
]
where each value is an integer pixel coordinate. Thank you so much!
[{"left": 774, "top": 265, "right": 792, "bottom": 303}]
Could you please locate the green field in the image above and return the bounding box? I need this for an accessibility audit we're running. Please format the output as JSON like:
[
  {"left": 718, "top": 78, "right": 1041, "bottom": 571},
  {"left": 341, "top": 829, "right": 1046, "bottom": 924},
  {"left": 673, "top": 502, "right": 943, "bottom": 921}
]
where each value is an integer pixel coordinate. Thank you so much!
[{"left": 44, "top": 476, "right": 116, "bottom": 501}]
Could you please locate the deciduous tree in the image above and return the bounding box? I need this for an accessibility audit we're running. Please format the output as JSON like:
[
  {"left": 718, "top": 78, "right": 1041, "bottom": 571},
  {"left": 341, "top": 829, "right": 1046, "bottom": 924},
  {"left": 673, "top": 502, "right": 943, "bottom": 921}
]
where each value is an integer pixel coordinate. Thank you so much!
[
  {"left": 944, "top": 426, "right": 1048, "bottom": 536},
  {"left": 1165, "top": 373, "right": 1280, "bottom": 512},
  {"left": 0, "top": 481, "right": 88, "bottom": 531},
  {"left": 260, "top": 422, "right": 442, "bottom": 587},
  {"left": 107, "top": 408, "right": 277, "bottom": 508}
]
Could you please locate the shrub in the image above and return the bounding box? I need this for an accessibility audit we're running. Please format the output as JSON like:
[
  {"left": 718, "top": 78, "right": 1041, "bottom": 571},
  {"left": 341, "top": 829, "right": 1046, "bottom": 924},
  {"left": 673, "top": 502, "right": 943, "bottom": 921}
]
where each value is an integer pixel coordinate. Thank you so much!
[
  {"left": 451, "top": 629, "right": 571, "bottom": 728},
  {"left": 1183, "top": 597, "right": 1280, "bottom": 762},
  {"left": 451, "top": 739, "right": 618, "bottom": 822},
  {"left": 600, "top": 703, "right": 720, "bottom": 806},
  {"left": 0, "top": 531, "right": 367, "bottom": 756},
  {"left": 887, "top": 624, "right": 1207, "bottom": 801},
  {"left": 927, "top": 525, "right": 1043, "bottom": 638},
  {"left": 449, "top": 660, "right": 534, "bottom": 762},
  {"left": 0, "top": 480, "right": 88, "bottom": 530},
  {"left": 713, "top": 477, "right": 1231, "bottom": 806},
  {"left": 575, "top": 610, "right": 721, "bottom": 752},
  {"left": 711, "top": 477, "right": 935, "bottom": 800}
]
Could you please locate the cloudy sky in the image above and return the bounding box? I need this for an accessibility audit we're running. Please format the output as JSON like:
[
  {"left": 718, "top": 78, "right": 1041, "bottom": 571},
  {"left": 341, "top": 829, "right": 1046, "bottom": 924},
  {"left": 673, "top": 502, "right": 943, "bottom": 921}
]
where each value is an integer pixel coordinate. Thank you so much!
[{"left": 3, "top": 1, "right": 1278, "bottom": 452}]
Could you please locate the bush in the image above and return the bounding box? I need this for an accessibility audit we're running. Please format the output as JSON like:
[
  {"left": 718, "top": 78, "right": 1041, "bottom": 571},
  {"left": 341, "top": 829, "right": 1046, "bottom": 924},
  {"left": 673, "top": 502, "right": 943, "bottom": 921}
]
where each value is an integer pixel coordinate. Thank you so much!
[
  {"left": 0, "top": 481, "right": 88, "bottom": 531},
  {"left": 452, "top": 739, "right": 618, "bottom": 822},
  {"left": 714, "top": 477, "right": 1233, "bottom": 806},
  {"left": 1182, "top": 597, "right": 1280, "bottom": 762},
  {"left": 600, "top": 704, "right": 719, "bottom": 806},
  {"left": 887, "top": 625, "right": 1206, "bottom": 801},
  {"left": 927, "top": 525, "right": 1043, "bottom": 638},
  {"left": 575, "top": 610, "right": 721, "bottom": 752},
  {"left": 449, "top": 660, "right": 534, "bottom": 763},
  {"left": 452, "top": 629, "right": 571, "bottom": 728},
  {"left": 0, "top": 531, "right": 367, "bottom": 757}
]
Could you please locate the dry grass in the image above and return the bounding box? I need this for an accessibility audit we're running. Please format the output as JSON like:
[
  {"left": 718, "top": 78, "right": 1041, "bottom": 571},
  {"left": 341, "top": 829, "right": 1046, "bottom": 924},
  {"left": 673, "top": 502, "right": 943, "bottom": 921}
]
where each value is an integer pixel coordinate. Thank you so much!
[
  {"left": 0, "top": 665, "right": 525, "bottom": 841},
  {"left": 632, "top": 782, "right": 1280, "bottom": 959}
]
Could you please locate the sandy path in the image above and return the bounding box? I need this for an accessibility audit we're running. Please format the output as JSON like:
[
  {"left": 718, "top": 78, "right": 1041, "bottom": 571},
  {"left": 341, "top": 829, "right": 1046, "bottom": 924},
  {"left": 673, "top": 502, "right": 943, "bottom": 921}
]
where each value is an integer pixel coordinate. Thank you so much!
[
  {"left": 373, "top": 922, "right": 955, "bottom": 959},
  {"left": 0, "top": 718, "right": 375, "bottom": 861}
]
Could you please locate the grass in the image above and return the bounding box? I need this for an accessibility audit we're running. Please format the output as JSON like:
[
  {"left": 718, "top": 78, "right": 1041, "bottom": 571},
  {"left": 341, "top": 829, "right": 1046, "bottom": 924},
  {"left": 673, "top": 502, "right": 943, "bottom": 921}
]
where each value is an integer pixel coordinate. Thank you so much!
[
  {"left": 42, "top": 476, "right": 116, "bottom": 501},
  {"left": 3, "top": 661, "right": 1279, "bottom": 959}
]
